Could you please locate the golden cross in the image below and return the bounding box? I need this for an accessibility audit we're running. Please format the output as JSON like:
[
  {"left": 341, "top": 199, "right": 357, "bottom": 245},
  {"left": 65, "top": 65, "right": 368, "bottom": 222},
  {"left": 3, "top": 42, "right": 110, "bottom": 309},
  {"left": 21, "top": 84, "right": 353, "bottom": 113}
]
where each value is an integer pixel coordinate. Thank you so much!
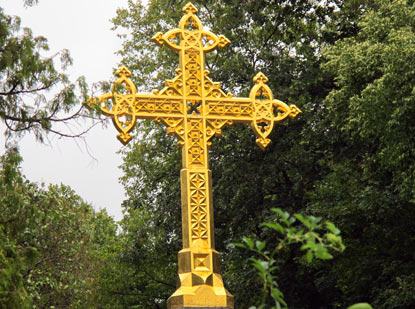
[{"left": 90, "top": 3, "right": 300, "bottom": 308}]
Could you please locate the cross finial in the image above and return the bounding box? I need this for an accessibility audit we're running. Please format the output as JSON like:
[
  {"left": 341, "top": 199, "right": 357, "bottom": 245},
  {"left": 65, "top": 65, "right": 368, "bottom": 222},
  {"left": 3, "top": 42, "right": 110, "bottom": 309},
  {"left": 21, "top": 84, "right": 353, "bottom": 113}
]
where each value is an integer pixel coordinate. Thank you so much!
[
  {"left": 116, "top": 65, "right": 132, "bottom": 78},
  {"left": 183, "top": 2, "right": 198, "bottom": 14},
  {"left": 152, "top": 2, "right": 230, "bottom": 52},
  {"left": 253, "top": 72, "right": 269, "bottom": 84}
]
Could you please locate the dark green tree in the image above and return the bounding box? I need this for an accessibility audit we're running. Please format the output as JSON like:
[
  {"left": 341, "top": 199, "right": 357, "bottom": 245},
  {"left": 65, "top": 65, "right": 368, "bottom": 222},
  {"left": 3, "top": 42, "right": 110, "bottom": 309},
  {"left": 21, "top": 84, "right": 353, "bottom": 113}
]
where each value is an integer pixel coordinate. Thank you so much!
[
  {"left": 0, "top": 148, "right": 119, "bottom": 308},
  {"left": 0, "top": 150, "right": 33, "bottom": 309},
  {"left": 309, "top": 0, "right": 415, "bottom": 307}
]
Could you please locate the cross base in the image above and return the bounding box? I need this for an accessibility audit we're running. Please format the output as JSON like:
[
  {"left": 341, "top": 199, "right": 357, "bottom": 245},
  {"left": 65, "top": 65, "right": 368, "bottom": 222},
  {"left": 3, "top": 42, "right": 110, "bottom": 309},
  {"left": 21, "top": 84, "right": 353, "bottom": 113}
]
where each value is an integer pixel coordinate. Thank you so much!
[
  {"left": 168, "top": 248, "right": 234, "bottom": 308},
  {"left": 167, "top": 284, "right": 234, "bottom": 308}
]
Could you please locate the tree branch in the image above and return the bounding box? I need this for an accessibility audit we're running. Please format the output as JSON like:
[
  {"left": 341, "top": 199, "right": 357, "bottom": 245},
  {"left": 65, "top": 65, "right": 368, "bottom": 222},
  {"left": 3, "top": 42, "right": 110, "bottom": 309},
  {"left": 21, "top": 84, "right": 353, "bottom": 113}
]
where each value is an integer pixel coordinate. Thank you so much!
[{"left": 0, "top": 84, "right": 51, "bottom": 96}]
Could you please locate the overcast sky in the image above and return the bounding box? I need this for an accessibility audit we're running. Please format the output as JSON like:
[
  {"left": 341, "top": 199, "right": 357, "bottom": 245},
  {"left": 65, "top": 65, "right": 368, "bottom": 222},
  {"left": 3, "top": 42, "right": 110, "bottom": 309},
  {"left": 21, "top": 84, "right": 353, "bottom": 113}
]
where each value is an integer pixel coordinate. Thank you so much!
[{"left": 1, "top": 0, "right": 132, "bottom": 221}]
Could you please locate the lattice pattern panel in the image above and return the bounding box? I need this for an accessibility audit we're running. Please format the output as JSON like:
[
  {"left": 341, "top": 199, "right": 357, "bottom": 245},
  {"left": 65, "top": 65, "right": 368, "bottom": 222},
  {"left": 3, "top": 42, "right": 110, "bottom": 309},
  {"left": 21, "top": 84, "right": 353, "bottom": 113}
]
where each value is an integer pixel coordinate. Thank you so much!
[{"left": 189, "top": 171, "right": 209, "bottom": 241}]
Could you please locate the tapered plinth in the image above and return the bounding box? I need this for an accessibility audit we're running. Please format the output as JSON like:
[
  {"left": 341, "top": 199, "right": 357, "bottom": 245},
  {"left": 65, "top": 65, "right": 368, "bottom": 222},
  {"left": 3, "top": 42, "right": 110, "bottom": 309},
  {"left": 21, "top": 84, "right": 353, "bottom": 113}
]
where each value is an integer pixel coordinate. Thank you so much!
[{"left": 167, "top": 283, "right": 233, "bottom": 308}]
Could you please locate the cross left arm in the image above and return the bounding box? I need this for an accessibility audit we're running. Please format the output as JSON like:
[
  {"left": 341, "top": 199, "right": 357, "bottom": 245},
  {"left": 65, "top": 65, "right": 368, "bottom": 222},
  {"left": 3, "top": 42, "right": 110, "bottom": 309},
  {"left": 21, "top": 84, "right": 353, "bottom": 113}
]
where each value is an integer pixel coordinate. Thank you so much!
[{"left": 89, "top": 66, "right": 186, "bottom": 145}]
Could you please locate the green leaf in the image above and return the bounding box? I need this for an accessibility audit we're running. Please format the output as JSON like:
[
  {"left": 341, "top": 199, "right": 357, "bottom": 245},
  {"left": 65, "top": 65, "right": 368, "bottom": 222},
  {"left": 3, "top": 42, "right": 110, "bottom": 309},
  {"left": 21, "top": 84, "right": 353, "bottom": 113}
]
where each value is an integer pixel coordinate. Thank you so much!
[
  {"left": 300, "top": 241, "right": 315, "bottom": 251},
  {"left": 271, "top": 208, "right": 286, "bottom": 218},
  {"left": 294, "top": 213, "right": 306, "bottom": 225},
  {"left": 234, "top": 243, "right": 246, "bottom": 249},
  {"left": 251, "top": 258, "right": 267, "bottom": 273},
  {"left": 305, "top": 250, "right": 313, "bottom": 262},
  {"left": 243, "top": 237, "right": 254, "bottom": 250},
  {"left": 271, "top": 287, "right": 284, "bottom": 301},
  {"left": 326, "top": 222, "right": 341, "bottom": 235},
  {"left": 261, "top": 222, "right": 285, "bottom": 233},
  {"left": 315, "top": 245, "right": 333, "bottom": 260},
  {"left": 326, "top": 233, "right": 339, "bottom": 243},
  {"left": 347, "top": 303, "right": 373, "bottom": 309},
  {"left": 256, "top": 240, "right": 266, "bottom": 251}
]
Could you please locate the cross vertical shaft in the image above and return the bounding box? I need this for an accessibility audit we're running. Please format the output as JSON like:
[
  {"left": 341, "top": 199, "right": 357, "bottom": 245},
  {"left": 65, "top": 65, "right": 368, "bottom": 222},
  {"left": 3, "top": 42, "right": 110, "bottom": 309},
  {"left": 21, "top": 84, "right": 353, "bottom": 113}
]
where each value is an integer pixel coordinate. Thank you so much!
[
  {"left": 89, "top": 2, "right": 301, "bottom": 308},
  {"left": 162, "top": 6, "right": 233, "bottom": 305}
]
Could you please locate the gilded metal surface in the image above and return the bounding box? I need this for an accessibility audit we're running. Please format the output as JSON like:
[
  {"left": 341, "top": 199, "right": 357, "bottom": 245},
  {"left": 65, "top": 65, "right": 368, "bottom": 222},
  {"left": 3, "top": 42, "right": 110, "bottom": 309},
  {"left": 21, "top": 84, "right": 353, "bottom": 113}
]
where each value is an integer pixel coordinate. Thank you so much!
[{"left": 89, "top": 2, "right": 301, "bottom": 308}]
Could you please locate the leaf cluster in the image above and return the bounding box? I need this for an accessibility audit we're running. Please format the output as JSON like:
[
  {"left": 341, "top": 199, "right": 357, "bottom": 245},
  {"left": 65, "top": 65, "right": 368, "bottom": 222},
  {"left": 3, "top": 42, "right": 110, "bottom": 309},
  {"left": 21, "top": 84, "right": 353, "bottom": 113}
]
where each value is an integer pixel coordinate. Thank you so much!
[{"left": 236, "top": 209, "right": 344, "bottom": 308}]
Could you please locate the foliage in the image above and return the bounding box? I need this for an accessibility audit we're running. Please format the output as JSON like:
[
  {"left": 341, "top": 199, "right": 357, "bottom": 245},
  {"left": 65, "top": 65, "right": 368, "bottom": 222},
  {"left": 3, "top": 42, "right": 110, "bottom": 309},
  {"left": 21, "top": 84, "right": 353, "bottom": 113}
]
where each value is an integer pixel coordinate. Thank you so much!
[
  {"left": 237, "top": 209, "right": 344, "bottom": 308},
  {"left": 0, "top": 4, "right": 89, "bottom": 143},
  {"left": 84, "top": 209, "right": 123, "bottom": 308},
  {"left": 0, "top": 222, "right": 32, "bottom": 309},
  {"left": 0, "top": 149, "right": 33, "bottom": 308},
  {"left": 0, "top": 149, "right": 118, "bottom": 308},
  {"left": 309, "top": 0, "right": 415, "bottom": 307}
]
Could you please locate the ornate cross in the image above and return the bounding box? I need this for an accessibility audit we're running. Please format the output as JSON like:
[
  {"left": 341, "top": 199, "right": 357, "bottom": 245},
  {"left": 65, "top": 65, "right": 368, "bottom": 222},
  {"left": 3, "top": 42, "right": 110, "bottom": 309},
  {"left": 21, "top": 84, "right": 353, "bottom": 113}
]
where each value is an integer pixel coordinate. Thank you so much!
[{"left": 90, "top": 3, "right": 300, "bottom": 308}]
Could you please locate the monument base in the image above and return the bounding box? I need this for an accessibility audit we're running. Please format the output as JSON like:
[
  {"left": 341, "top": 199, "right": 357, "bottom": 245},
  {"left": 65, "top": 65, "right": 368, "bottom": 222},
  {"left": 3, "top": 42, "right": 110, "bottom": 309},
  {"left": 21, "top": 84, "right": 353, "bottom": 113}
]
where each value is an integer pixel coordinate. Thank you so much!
[{"left": 167, "top": 284, "right": 234, "bottom": 308}]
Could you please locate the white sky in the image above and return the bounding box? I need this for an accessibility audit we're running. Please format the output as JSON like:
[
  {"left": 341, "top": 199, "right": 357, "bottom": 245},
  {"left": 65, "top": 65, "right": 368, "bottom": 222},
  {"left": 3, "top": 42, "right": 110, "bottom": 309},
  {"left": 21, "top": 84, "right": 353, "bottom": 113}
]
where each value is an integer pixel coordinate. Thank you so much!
[{"left": 0, "top": 0, "right": 132, "bottom": 222}]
